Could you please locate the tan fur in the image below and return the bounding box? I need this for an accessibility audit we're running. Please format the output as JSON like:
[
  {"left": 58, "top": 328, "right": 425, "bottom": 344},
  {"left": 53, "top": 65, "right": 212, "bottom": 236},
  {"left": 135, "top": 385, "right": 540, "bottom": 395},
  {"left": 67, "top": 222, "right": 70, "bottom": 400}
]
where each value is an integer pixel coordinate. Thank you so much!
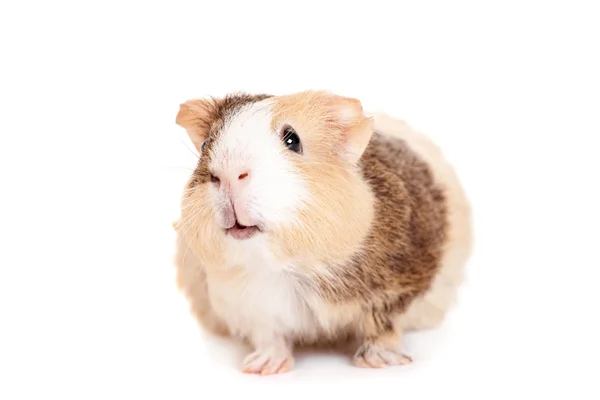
[
  {"left": 175, "top": 99, "right": 216, "bottom": 152},
  {"left": 173, "top": 219, "right": 229, "bottom": 337},
  {"left": 268, "top": 91, "right": 376, "bottom": 270},
  {"left": 269, "top": 165, "right": 374, "bottom": 265},
  {"left": 367, "top": 112, "right": 473, "bottom": 330},
  {"left": 271, "top": 91, "right": 374, "bottom": 165},
  {"left": 177, "top": 184, "right": 226, "bottom": 267}
]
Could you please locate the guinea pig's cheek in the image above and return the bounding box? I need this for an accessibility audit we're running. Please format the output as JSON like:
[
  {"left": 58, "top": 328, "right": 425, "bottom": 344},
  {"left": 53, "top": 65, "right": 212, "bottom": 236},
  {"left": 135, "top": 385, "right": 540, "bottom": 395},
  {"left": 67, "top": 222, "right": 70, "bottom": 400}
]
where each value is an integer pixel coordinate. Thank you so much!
[
  {"left": 249, "top": 165, "right": 310, "bottom": 228},
  {"left": 179, "top": 190, "right": 226, "bottom": 265}
]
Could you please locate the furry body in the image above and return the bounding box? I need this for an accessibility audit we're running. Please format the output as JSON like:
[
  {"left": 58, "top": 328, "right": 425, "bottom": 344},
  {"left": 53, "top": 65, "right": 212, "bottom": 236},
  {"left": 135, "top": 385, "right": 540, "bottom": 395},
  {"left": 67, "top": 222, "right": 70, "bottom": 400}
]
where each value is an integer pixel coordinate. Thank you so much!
[{"left": 173, "top": 91, "right": 472, "bottom": 373}]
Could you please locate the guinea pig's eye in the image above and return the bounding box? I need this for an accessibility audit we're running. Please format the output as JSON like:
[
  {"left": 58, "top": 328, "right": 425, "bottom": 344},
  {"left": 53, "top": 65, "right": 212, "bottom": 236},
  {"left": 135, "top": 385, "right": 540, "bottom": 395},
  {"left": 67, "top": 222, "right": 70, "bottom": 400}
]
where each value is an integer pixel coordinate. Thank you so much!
[
  {"left": 281, "top": 126, "right": 302, "bottom": 154},
  {"left": 201, "top": 140, "right": 207, "bottom": 151}
]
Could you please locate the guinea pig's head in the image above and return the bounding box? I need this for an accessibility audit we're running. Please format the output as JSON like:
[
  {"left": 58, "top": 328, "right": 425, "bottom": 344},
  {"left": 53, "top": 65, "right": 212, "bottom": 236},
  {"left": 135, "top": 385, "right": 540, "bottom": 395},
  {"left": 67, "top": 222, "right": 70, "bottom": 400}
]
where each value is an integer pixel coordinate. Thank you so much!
[{"left": 175, "top": 90, "right": 375, "bottom": 266}]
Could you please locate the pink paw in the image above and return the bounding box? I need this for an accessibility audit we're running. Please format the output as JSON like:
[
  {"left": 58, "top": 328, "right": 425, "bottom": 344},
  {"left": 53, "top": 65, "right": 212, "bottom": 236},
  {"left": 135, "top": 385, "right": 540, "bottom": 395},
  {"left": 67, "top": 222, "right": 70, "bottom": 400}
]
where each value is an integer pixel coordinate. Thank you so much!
[
  {"left": 242, "top": 347, "right": 294, "bottom": 375},
  {"left": 353, "top": 343, "right": 412, "bottom": 368}
]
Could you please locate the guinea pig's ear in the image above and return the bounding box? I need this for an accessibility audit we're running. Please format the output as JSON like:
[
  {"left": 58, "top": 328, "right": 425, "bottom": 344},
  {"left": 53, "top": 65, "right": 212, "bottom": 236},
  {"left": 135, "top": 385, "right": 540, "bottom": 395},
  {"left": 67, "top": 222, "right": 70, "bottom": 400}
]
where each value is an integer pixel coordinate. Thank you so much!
[
  {"left": 175, "top": 98, "right": 214, "bottom": 153},
  {"left": 328, "top": 95, "right": 374, "bottom": 165}
]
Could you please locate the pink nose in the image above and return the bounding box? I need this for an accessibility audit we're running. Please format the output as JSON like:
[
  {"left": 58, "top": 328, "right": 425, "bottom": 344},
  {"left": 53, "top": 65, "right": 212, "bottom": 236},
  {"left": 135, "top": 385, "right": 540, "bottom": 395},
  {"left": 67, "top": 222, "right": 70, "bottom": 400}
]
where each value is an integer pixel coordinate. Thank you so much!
[{"left": 210, "top": 170, "right": 250, "bottom": 190}]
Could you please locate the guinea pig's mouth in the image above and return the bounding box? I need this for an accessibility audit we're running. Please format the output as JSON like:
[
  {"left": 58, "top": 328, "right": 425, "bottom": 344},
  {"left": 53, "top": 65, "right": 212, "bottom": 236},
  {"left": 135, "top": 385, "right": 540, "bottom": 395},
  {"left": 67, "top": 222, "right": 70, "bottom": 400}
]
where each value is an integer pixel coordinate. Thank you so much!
[{"left": 226, "top": 221, "right": 260, "bottom": 240}]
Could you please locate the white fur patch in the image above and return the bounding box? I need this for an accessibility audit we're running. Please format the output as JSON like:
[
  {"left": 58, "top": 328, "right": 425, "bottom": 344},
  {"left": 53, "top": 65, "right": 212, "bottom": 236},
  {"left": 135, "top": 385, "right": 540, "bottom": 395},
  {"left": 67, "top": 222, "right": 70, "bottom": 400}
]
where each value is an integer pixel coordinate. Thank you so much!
[
  {"left": 203, "top": 100, "right": 317, "bottom": 345},
  {"left": 209, "top": 100, "right": 310, "bottom": 228},
  {"left": 206, "top": 238, "right": 318, "bottom": 346}
]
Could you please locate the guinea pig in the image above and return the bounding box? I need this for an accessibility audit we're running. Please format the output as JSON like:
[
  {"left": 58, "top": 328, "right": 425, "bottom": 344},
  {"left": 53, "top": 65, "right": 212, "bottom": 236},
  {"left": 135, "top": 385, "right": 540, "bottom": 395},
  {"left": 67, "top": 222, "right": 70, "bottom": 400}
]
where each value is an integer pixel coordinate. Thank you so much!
[{"left": 172, "top": 90, "right": 473, "bottom": 375}]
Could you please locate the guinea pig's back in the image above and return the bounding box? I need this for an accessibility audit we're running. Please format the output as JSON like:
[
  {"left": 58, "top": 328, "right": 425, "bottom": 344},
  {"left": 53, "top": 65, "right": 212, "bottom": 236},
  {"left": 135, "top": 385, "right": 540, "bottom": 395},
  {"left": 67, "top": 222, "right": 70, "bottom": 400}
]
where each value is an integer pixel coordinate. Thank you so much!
[{"left": 367, "top": 112, "right": 473, "bottom": 331}]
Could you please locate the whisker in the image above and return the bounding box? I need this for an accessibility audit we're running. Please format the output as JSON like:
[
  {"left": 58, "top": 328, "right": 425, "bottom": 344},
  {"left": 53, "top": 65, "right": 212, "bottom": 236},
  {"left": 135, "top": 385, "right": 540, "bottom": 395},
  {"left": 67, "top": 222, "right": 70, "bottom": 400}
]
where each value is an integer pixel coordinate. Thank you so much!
[{"left": 178, "top": 136, "right": 200, "bottom": 160}]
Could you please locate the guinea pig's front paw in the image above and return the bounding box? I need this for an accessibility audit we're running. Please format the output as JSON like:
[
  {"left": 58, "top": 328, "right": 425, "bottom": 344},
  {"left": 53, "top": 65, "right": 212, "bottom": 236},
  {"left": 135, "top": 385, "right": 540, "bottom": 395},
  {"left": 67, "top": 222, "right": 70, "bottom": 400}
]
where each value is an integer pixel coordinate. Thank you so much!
[
  {"left": 353, "top": 342, "right": 412, "bottom": 368},
  {"left": 242, "top": 346, "right": 295, "bottom": 375}
]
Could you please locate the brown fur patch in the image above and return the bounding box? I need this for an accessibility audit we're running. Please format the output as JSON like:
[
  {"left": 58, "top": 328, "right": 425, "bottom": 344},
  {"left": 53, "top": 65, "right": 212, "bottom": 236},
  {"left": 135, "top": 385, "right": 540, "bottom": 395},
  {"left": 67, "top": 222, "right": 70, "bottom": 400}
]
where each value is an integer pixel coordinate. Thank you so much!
[
  {"left": 308, "top": 132, "right": 448, "bottom": 341},
  {"left": 266, "top": 92, "right": 448, "bottom": 344}
]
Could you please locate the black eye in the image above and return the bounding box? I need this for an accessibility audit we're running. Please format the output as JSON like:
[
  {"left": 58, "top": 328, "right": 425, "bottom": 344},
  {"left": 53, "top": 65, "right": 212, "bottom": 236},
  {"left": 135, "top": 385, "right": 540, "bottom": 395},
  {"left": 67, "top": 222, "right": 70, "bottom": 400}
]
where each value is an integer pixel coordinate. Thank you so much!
[
  {"left": 201, "top": 140, "right": 207, "bottom": 151},
  {"left": 282, "top": 126, "right": 302, "bottom": 153}
]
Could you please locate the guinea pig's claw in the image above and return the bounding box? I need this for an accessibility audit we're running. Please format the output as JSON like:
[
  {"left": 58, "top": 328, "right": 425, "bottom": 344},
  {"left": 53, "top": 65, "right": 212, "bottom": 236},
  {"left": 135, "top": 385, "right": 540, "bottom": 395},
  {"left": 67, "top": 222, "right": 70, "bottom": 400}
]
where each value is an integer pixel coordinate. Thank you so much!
[{"left": 353, "top": 343, "right": 412, "bottom": 368}]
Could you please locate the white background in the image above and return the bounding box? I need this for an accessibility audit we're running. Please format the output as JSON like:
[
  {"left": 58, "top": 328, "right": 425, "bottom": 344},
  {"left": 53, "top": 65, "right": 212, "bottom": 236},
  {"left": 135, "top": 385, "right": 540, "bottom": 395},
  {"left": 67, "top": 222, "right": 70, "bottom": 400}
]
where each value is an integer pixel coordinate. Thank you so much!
[{"left": 1, "top": 1, "right": 599, "bottom": 399}]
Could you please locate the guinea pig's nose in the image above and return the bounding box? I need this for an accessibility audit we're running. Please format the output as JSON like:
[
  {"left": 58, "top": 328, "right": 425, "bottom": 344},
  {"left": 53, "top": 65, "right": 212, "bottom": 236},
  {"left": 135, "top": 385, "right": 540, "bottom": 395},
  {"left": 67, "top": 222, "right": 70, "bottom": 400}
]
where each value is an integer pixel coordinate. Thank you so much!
[
  {"left": 215, "top": 170, "right": 251, "bottom": 191},
  {"left": 235, "top": 171, "right": 250, "bottom": 188}
]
